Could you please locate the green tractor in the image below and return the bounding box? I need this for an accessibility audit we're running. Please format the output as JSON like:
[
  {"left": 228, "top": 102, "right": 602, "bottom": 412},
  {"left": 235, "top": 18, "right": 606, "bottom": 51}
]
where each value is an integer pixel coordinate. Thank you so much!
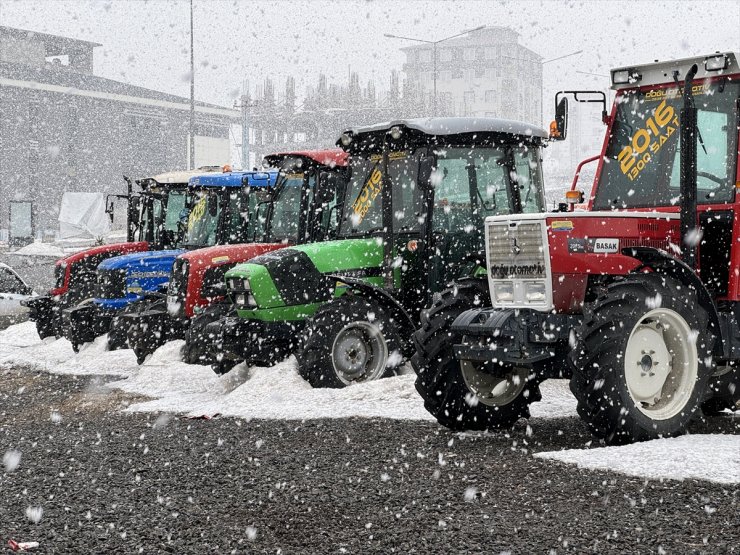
[{"left": 212, "top": 118, "right": 547, "bottom": 386}]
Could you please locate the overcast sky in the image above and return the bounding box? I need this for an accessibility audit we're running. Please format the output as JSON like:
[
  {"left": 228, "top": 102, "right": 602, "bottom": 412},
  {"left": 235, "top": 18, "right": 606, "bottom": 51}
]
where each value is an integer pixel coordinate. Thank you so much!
[{"left": 2, "top": 0, "right": 739, "bottom": 116}]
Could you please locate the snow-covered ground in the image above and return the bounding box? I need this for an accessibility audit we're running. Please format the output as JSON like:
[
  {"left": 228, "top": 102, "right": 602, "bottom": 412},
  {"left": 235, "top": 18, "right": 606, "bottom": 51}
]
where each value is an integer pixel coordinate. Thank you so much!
[
  {"left": 536, "top": 435, "right": 740, "bottom": 485},
  {"left": 2, "top": 321, "right": 737, "bottom": 484},
  {"left": 0, "top": 322, "right": 575, "bottom": 422}
]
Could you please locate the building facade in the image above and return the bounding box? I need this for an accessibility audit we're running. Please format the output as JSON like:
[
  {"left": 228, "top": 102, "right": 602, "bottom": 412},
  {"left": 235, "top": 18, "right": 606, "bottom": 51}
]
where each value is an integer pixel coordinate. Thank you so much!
[
  {"left": 0, "top": 26, "right": 237, "bottom": 236},
  {"left": 401, "top": 27, "right": 542, "bottom": 123}
]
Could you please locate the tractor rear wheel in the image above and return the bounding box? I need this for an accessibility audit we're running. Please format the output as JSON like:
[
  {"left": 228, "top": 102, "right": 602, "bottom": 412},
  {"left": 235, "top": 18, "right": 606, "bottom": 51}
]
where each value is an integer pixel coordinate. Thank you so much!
[
  {"left": 297, "top": 296, "right": 402, "bottom": 388},
  {"left": 570, "top": 274, "right": 715, "bottom": 444},
  {"left": 702, "top": 366, "right": 739, "bottom": 415},
  {"left": 412, "top": 280, "right": 540, "bottom": 430}
]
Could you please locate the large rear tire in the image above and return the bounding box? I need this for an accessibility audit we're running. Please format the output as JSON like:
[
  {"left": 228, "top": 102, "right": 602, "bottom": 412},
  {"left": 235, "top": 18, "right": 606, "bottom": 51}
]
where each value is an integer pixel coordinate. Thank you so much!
[
  {"left": 297, "top": 296, "right": 402, "bottom": 388},
  {"left": 412, "top": 280, "right": 540, "bottom": 431},
  {"left": 570, "top": 274, "right": 715, "bottom": 444}
]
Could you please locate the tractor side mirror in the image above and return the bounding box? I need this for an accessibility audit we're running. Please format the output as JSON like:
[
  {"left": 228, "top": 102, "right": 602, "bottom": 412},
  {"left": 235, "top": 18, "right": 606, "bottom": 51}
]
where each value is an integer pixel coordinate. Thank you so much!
[
  {"left": 105, "top": 198, "right": 115, "bottom": 223},
  {"left": 550, "top": 97, "right": 568, "bottom": 140}
]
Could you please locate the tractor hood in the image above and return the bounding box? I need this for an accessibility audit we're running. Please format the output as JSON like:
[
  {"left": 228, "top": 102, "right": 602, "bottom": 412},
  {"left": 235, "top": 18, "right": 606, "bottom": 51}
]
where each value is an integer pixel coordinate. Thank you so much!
[
  {"left": 50, "top": 241, "right": 149, "bottom": 296},
  {"left": 179, "top": 242, "right": 288, "bottom": 273},
  {"left": 97, "top": 249, "right": 185, "bottom": 272},
  {"left": 92, "top": 249, "right": 185, "bottom": 309},
  {"left": 226, "top": 238, "right": 384, "bottom": 310}
]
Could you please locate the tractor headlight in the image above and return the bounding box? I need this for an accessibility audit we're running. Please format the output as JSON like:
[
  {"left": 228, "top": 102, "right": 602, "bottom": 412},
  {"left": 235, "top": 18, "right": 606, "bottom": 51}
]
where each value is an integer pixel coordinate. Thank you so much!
[
  {"left": 492, "top": 281, "right": 514, "bottom": 303},
  {"left": 235, "top": 292, "right": 257, "bottom": 308},
  {"left": 524, "top": 281, "right": 547, "bottom": 302}
]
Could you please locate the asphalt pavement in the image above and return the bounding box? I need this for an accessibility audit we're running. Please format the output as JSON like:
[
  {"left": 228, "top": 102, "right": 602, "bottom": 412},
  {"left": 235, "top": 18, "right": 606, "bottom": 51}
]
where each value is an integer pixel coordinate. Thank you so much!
[{"left": 1, "top": 368, "right": 738, "bottom": 554}]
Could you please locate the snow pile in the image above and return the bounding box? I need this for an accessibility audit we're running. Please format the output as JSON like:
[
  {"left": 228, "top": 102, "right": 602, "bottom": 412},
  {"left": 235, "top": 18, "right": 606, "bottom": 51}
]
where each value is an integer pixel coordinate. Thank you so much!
[
  {"left": 535, "top": 435, "right": 740, "bottom": 484},
  {"left": 0, "top": 322, "right": 577, "bottom": 422},
  {"left": 12, "top": 242, "right": 66, "bottom": 258}
]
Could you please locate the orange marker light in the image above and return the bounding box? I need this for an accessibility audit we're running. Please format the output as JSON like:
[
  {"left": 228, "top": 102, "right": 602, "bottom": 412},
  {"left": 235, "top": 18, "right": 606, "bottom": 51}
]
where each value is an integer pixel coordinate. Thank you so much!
[
  {"left": 549, "top": 120, "right": 561, "bottom": 138},
  {"left": 222, "top": 164, "right": 232, "bottom": 173},
  {"left": 565, "top": 190, "right": 584, "bottom": 204}
]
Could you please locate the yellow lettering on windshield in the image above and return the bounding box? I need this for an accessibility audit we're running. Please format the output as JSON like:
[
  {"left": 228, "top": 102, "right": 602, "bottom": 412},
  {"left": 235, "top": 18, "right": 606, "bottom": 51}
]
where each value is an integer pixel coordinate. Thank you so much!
[
  {"left": 187, "top": 196, "right": 207, "bottom": 230},
  {"left": 617, "top": 100, "right": 678, "bottom": 181},
  {"left": 352, "top": 168, "right": 383, "bottom": 222}
]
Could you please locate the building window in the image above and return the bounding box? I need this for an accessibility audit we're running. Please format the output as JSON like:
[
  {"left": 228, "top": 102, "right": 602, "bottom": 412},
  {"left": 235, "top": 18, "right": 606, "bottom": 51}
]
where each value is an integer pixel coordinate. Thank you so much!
[
  {"left": 465, "top": 69, "right": 475, "bottom": 81},
  {"left": 440, "top": 49, "right": 453, "bottom": 62},
  {"left": 453, "top": 69, "right": 463, "bottom": 79},
  {"left": 464, "top": 91, "right": 475, "bottom": 105},
  {"left": 464, "top": 48, "right": 475, "bottom": 61},
  {"left": 440, "top": 70, "right": 452, "bottom": 81},
  {"left": 475, "top": 68, "right": 485, "bottom": 78},
  {"left": 419, "top": 50, "right": 432, "bottom": 63},
  {"left": 485, "top": 47, "right": 496, "bottom": 60},
  {"left": 485, "top": 90, "right": 495, "bottom": 103}
]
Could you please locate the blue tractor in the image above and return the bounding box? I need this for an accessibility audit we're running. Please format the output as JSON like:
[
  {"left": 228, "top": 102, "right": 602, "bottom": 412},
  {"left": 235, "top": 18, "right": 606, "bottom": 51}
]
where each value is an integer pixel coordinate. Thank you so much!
[{"left": 61, "top": 169, "right": 278, "bottom": 352}]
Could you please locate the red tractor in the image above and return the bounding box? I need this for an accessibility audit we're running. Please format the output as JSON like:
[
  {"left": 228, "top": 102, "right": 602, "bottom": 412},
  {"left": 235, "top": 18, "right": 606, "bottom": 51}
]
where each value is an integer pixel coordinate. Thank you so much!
[{"left": 413, "top": 52, "right": 739, "bottom": 444}]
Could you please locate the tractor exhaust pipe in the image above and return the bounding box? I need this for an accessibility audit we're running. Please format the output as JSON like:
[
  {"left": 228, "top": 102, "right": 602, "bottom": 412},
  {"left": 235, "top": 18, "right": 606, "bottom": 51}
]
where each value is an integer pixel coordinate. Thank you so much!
[{"left": 679, "top": 63, "right": 699, "bottom": 269}]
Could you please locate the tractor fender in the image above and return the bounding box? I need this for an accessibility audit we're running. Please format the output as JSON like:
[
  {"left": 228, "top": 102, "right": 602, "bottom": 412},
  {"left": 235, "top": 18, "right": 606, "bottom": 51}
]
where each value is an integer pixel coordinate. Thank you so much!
[
  {"left": 328, "top": 275, "right": 417, "bottom": 353},
  {"left": 624, "top": 246, "right": 723, "bottom": 355}
]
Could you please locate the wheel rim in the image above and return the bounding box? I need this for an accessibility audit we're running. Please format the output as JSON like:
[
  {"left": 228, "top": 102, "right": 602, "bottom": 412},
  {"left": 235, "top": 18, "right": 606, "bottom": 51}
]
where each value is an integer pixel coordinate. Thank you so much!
[
  {"left": 460, "top": 361, "right": 529, "bottom": 407},
  {"left": 331, "top": 321, "right": 388, "bottom": 385},
  {"left": 624, "top": 308, "right": 698, "bottom": 420}
]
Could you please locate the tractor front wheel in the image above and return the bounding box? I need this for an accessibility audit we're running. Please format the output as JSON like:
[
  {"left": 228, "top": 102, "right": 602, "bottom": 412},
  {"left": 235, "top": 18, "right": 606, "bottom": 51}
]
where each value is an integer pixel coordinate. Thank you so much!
[
  {"left": 570, "top": 274, "right": 715, "bottom": 444},
  {"left": 297, "top": 296, "right": 402, "bottom": 388},
  {"left": 412, "top": 280, "right": 540, "bottom": 430}
]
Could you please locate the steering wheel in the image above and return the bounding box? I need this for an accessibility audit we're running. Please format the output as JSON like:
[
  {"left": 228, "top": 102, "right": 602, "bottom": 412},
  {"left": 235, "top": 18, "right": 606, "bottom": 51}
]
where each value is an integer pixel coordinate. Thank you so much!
[{"left": 697, "top": 171, "right": 724, "bottom": 186}]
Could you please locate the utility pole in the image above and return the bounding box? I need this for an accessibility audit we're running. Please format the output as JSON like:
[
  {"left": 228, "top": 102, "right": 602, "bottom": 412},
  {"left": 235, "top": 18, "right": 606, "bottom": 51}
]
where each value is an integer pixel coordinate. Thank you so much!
[{"left": 189, "top": 0, "right": 195, "bottom": 169}]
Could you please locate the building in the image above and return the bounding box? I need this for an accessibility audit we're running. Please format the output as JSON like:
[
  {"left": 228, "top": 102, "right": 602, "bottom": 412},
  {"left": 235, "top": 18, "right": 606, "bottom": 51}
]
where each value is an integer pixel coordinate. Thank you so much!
[
  {"left": 0, "top": 26, "right": 238, "bottom": 236},
  {"left": 401, "top": 26, "right": 542, "bottom": 123}
]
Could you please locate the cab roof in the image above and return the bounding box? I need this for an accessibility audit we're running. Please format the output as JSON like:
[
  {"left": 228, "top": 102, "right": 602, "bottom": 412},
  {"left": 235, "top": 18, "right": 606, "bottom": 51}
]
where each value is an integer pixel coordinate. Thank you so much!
[
  {"left": 611, "top": 52, "right": 739, "bottom": 90},
  {"left": 148, "top": 166, "right": 222, "bottom": 185},
  {"left": 188, "top": 170, "right": 278, "bottom": 188},
  {"left": 263, "top": 149, "right": 348, "bottom": 169},
  {"left": 343, "top": 117, "right": 548, "bottom": 141}
]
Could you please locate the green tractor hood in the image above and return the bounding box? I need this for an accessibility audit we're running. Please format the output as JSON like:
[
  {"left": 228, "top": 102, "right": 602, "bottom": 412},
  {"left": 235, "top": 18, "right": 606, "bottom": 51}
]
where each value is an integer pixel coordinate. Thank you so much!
[{"left": 226, "top": 238, "right": 385, "bottom": 314}]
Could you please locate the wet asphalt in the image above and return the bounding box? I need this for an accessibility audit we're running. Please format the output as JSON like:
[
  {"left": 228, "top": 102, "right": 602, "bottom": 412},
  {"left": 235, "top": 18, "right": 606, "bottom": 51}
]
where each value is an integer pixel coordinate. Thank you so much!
[{"left": 0, "top": 368, "right": 738, "bottom": 554}]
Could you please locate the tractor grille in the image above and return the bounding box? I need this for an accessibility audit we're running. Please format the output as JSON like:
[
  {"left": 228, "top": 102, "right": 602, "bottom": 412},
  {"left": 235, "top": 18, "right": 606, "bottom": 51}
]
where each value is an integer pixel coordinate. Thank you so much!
[
  {"left": 487, "top": 220, "right": 547, "bottom": 279},
  {"left": 97, "top": 269, "right": 127, "bottom": 299}
]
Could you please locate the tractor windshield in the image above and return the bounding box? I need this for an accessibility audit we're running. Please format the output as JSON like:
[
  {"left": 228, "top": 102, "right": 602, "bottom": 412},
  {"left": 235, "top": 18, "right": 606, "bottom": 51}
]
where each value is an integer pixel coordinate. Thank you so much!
[
  {"left": 184, "top": 187, "right": 264, "bottom": 248},
  {"left": 433, "top": 145, "right": 543, "bottom": 232},
  {"left": 267, "top": 162, "right": 313, "bottom": 243},
  {"left": 135, "top": 187, "right": 188, "bottom": 246},
  {"left": 594, "top": 79, "right": 739, "bottom": 210},
  {"left": 339, "top": 151, "right": 423, "bottom": 237}
]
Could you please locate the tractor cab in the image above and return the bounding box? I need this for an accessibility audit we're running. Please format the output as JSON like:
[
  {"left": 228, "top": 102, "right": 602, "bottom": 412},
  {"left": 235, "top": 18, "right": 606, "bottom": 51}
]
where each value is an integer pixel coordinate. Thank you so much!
[{"left": 337, "top": 118, "right": 546, "bottom": 313}]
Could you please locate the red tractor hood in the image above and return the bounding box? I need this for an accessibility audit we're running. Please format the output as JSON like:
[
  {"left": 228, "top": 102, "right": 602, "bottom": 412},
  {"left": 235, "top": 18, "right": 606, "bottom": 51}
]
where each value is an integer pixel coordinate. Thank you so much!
[
  {"left": 51, "top": 241, "right": 149, "bottom": 296},
  {"left": 179, "top": 242, "right": 288, "bottom": 317}
]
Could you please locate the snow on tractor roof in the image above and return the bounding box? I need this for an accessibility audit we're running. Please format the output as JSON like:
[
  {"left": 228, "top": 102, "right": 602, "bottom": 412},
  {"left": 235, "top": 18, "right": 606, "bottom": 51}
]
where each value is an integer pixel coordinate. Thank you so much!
[
  {"left": 610, "top": 51, "right": 739, "bottom": 90},
  {"left": 264, "top": 149, "right": 348, "bottom": 169},
  {"left": 149, "top": 166, "right": 222, "bottom": 185},
  {"left": 345, "top": 117, "right": 548, "bottom": 140}
]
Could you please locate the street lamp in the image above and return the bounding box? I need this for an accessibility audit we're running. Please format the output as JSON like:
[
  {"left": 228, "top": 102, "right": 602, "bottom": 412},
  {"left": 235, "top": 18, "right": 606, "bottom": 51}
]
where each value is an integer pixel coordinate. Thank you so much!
[{"left": 384, "top": 25, "right": 486, "bottom": 116}]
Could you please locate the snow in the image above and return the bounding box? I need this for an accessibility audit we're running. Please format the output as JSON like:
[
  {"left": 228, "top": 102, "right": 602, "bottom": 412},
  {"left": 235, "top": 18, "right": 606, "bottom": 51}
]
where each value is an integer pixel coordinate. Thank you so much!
[
  {"left": 12, "top": 241, "right": 66, "bottom": 258},
  {"left": 0, "top": 322, "right": 577, "bottom": 422},
  {"left": 535, "top": 435, "right": 740, "bottom": 484}
]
